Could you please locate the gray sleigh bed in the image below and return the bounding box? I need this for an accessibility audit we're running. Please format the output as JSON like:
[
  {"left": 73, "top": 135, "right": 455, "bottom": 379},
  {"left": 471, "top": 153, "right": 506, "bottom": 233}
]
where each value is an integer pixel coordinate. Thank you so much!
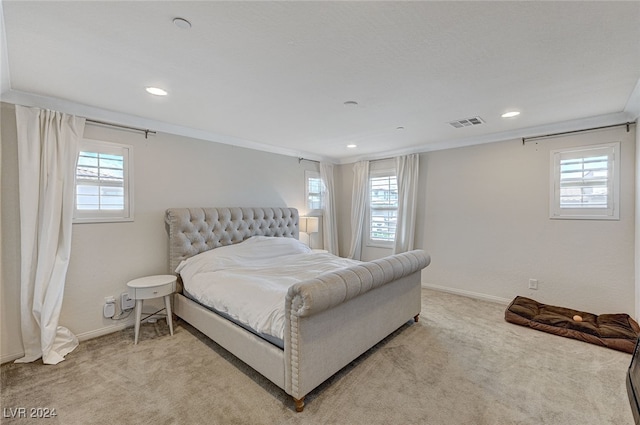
[{"left": 165, "top": 207, "right": 430, "bottom": 411}]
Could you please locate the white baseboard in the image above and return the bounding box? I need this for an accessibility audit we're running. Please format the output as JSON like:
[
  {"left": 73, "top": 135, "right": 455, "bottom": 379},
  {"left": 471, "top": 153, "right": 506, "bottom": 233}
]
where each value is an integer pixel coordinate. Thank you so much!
[
  {"left": 1, "top": 351, "right": 25, "bottom": 365},
  {"left": 76, "top": 320, "right": 134, "bottom": 342},
  {"left": 422, "top": 283, "right": 512, "bottom": 305},
  {"left": 1, "top": 320, "right": 134, "bottom": 365}
]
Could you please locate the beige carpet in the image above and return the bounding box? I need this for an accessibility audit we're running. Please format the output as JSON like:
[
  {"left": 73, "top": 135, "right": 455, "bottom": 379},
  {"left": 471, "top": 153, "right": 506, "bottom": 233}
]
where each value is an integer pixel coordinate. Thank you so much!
[{"left": 1, "top": 289, "right": 634, "bottom": 425}]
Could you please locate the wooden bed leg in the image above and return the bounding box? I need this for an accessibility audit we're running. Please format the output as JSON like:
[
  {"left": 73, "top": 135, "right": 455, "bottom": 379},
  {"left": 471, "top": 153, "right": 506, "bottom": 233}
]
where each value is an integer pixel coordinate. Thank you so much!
[
  {"left": 293, "top": 397, "right": 305, "bottom": 412},
  {"left": 414, "top": 314, "right": 420, "bottom": 323}
]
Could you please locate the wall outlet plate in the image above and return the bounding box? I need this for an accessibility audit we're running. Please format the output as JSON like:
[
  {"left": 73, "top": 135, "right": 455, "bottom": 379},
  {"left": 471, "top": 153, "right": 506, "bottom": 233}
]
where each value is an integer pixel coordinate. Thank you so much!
[
  {"left": 121, "top": 292, "right": 135, "bottom": 310},
  {"left": 103, "top": 301, "right": 115, "bottom": 318}
]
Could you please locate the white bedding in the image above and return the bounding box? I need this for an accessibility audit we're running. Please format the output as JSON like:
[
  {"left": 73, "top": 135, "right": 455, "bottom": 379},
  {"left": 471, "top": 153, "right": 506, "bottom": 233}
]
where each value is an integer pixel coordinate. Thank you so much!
[{"left": 175, "top": 236, "right": 360, "bottom": 342}]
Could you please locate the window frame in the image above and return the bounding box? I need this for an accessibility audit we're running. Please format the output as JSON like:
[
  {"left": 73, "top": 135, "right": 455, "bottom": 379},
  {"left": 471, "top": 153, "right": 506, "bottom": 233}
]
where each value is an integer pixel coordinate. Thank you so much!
[
  {"left": 73, "top": 139, "right": 134, "bottom": 224},
  {"left": 366, "top": 169, "right": 398, "bottom": 248},
  {"left": 549, "top": 141, "right": 620, "bottom": 220},
  {"left": 305, "top": 170, "right": 324, "bottom": 214}
]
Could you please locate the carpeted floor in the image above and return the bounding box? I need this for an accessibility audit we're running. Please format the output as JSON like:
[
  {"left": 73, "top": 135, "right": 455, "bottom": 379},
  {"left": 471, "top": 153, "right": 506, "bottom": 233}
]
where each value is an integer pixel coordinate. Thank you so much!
[{"left": 1, "top": 289, "right": 634, "bottom": 425}]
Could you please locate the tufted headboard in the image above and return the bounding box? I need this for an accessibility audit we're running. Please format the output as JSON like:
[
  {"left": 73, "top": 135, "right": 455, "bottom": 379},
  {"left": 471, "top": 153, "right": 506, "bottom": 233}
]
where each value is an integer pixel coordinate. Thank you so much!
[{"left": 165, "top": 207, "right": 299, "bottom": 273}]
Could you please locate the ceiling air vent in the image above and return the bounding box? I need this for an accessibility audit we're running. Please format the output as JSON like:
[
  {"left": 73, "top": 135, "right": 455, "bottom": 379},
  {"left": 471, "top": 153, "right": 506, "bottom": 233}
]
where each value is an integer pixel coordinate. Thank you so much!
[{"left": 448, "top": 116, "right": 485, "bottom": 129}]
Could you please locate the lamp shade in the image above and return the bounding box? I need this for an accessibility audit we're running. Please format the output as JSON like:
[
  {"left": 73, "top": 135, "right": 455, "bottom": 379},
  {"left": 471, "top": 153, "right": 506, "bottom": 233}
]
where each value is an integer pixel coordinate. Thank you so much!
[{"left": 299, "top": 216, "right": 319, "bottom": 233}]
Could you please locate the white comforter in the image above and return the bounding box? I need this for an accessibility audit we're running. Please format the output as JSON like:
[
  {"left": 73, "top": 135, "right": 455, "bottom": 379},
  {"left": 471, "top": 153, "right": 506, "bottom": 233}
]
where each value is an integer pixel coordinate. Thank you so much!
[{"left": 175, "top": 236, "right": 360, "bottom": 341}]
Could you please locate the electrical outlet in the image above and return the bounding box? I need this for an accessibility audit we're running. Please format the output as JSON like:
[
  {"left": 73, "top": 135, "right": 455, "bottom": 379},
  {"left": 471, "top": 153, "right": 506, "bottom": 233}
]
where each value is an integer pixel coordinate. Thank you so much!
[
  {"left": 121, "top": 292, "right": 135, "bottom": 310},
  {"left": 528, "top": 279, "right": 538, "bottom": 290},
  {"left": 103, "top": 296, "right": 116, "bottom": 318}
]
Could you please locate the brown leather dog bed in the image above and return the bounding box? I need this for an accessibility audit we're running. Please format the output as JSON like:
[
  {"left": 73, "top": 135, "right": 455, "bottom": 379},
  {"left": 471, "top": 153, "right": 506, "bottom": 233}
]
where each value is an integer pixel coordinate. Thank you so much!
[{"left": 505, "top": 296, "right": 640, "bottom": 353}]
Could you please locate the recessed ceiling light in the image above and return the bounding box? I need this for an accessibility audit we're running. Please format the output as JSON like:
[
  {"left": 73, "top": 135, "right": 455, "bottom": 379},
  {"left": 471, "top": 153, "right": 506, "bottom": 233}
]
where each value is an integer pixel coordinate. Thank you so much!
[
  {"left": 343, "top": 101, "right": 359, "bottom": 107},
  {"left": 347, "top": 144, "right": 357, "bottom": 149},
  {"left": 501, "top": 111, "right": 520, "bottom": 118},
  {"left": 173, "top": 17, "right": 192, "bottom": 29},
  {"left": 145, "top": 87, "right": 168, "bottom": 96}
]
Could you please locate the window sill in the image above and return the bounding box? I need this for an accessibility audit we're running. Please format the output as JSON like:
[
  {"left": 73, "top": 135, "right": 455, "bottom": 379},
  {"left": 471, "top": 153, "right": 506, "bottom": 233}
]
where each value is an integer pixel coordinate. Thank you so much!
[
  {"left": 549, "top": 215, "right": 619, "bottom": 221},
  {"left": 73, "top": 217, "right": 134, "bottom": 224},
  {"left": 365, "top": 242, "right": 394, "bottom": 250}
]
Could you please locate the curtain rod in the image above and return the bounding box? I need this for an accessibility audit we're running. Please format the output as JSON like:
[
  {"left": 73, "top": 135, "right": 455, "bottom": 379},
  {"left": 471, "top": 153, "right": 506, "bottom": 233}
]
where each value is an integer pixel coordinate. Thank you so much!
[
  {"left": 298, "top": 155, "right": 404, "bottom": 165},
  {"left": 522, "top": 122, "right": 635, "bottom": 144},
  {"left": 86, "top": 119, "right": 157, "bottom": 139},
  {"left": 297, "top": 156, "right": 394, "bottom": 165}
]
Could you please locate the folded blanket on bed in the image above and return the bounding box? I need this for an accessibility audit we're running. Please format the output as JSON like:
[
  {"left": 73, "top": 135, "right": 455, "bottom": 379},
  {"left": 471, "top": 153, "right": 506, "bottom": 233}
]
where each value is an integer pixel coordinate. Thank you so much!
[{"left": 505, "top": 296, "right": 640, "bottom": 353}]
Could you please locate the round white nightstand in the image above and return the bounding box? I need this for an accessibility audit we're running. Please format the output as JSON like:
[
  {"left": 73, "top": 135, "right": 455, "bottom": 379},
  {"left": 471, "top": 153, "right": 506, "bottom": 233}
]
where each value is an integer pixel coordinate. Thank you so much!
[{"left": 126, "top": 275, "right": 176, "bottom": 344}]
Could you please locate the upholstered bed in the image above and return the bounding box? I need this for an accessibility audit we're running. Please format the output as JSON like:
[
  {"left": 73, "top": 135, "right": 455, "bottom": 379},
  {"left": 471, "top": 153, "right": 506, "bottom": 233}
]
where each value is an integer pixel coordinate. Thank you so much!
[{"left": 165, "top": 207, "right": 430, "bottom": 411}]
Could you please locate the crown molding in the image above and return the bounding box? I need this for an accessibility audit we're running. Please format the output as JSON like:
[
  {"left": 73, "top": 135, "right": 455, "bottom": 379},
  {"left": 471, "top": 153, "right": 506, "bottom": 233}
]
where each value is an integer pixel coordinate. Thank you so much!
[
  {"left": 337, "top": 111, "right": 634, "bottom": 164},
  {"left": 1, "top": 89, "right": 633, "bottom": 167},
  {"left": 0, "top": 89, "right": 333, "bottom": 164}
]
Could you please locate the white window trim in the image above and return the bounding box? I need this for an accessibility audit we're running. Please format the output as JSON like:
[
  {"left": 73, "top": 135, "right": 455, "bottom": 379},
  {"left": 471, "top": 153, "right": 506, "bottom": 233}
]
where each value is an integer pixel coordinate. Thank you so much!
[
  {"left": 549, "top": 141, "right": 620, "bottom": 220},
  {"left": 305, "top": 170, "right": 324, "bottom": 215},
  {"left": 73, "top": 139, "right": 134, "bottom": 224},
  {"left": 366, "top": 169, "right": 397, "bottom": 249}
]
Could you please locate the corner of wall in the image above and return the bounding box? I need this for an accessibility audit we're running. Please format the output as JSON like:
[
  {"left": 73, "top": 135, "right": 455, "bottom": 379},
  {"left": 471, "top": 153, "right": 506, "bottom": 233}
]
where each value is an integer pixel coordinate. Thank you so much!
[
  {"left": 634, "top": 118, "right": 640, "bottom": 319},
  {"left": 0, "top": 1, "right": 12, "bottom": 96}
]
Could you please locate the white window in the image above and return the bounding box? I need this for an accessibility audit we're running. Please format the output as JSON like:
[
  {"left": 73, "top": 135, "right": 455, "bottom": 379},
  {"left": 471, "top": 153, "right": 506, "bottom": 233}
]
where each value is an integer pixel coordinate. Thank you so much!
[
  {"left": 305, "top": 170, "right": 324, "bottom": 212},
  {"left": 368, "top": 171, "right": 398, "bottom": 246},
  {"left": 74, "top": 139, "right": 134, "bottom": 223},
  {"left": 550, "top": 142, "right": 620, "bottom": 220}
]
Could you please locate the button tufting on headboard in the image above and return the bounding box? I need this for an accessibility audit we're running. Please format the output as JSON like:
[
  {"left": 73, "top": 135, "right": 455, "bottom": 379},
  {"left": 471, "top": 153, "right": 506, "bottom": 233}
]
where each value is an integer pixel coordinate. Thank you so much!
[{"left": 165, "top": 207, "right": 299, "bottom": 274}]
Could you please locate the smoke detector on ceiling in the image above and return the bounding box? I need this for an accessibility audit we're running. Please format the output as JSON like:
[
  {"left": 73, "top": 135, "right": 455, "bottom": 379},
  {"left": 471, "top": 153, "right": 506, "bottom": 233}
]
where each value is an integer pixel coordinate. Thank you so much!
[{"left": 448, "top": 116, "right": 485, "bottom": 129}]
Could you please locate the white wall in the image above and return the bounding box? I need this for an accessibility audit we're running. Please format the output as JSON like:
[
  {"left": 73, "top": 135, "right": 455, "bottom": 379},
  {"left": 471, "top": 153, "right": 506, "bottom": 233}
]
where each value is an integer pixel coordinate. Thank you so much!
[
  {"left": 0, "top": 102, "right": 4, "bottom": 366},
  {"left": 2, "top": 102, "right": 20, "bottom": 363},
  {"left": 636, "top": 119, "right": 640, "bottom": 320},
  {"left": 1, "top": 102, "right": 319, "bottom": 362},
  {"left": 339, "top": 125, "right": 636, "bottom": 315},
  {"left": 422, "top": 126, "right": 636, "bottom": 314}
]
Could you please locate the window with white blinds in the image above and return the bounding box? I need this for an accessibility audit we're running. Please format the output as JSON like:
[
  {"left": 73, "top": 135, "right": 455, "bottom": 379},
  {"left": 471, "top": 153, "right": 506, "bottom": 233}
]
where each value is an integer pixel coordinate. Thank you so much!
[
  {"left": 305, "top": 170, "right": 324, "bottom": 211},
  {"left": 368, "top": 173, "right": 398, "bottom": 246},
  {"left": 550, "top": 142, "right": 620, "bottom": 220},
  {"left": 74, "top": 139, "right": 133, "bottom": 223}
]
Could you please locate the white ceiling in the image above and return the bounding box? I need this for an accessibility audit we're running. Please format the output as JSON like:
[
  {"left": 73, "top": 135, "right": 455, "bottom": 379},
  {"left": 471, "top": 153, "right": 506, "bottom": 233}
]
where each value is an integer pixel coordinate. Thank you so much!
[{"left": 1, "top": 1, "right": 639, "bottom": 163}]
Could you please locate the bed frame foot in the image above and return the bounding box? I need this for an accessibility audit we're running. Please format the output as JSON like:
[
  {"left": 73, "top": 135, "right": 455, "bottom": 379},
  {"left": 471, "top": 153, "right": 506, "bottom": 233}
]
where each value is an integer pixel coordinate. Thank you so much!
[
  {"left": 294, "top": 397, "right": 305, "bottom": 412},
  {"left": 414, "top": 314, "right": 420, "bottom": 323}
]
